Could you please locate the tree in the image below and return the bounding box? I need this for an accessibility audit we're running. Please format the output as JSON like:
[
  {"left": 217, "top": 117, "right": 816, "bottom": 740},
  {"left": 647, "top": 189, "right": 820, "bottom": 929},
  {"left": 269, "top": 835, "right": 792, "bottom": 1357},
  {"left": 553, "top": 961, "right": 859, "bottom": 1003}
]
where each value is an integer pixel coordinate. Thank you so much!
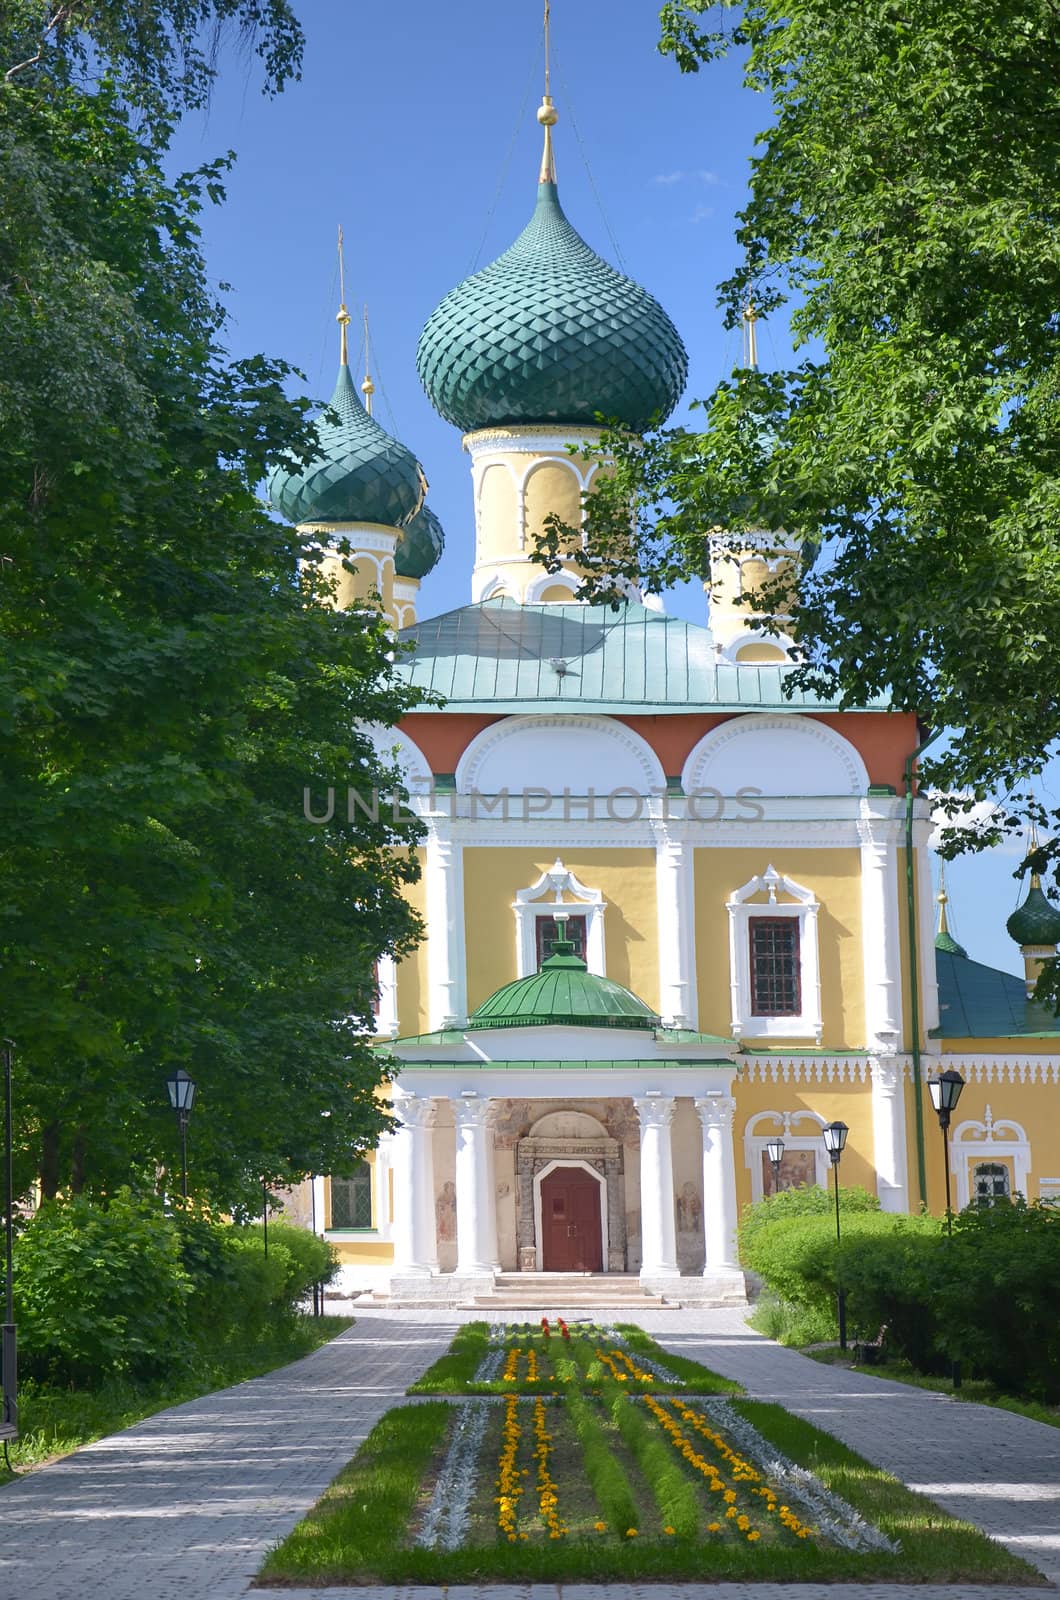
[
  {"left": 541, "top": 0, "right": 1060, "bottom": 939},
  {"left": 0, "top": 4, "right": 426, "bottom": 1207}
]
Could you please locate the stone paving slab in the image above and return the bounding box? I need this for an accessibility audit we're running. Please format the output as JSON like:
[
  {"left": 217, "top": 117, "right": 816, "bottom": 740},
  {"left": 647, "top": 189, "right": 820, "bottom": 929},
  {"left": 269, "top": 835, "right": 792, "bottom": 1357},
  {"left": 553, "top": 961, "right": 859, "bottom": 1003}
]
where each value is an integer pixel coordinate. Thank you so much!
[{"left": 1, "top": 1303, "right": 1057, "bottom": 1600}]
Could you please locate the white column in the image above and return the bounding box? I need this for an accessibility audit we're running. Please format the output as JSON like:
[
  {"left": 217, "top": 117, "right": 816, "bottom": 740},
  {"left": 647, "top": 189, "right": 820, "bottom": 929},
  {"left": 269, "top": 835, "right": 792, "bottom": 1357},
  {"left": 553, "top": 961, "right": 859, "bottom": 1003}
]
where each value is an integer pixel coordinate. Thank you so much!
[
  {"left": 425, "top": 825, "right": 466, "bottom": 1030},
  {"left": 870, "top": 1054, "right": 910, "bottom": 1213},
  {"left": 695, "top": 1094, "right": 740, "bottom": 1271},
  {"left": 913, "top": 813, "right": 940, "bottom": 1036},
  {"left": 453, "top": 1093, "right": 496, "bottom": 1278},
  {"left": 390, "top": 1094, "right": 438, "bottom": 1276},
  {"left": 859, "top": 825, "right": 903, "bottom": 1049},
  {"left": 633, "top": 1095, "right": 680, "bottom": 1280},
  {"left": 655, "top": 835, "right": 698, "bottom": 1029}
]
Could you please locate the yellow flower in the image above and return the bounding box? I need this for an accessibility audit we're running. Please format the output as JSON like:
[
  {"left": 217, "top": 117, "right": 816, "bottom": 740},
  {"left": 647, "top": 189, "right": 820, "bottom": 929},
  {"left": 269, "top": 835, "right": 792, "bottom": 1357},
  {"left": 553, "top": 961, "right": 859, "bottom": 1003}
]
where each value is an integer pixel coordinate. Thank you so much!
[
  {"left": 747, "top": 1530, "right": 760, "bottom": 1542},
  {"left": 626, "top": 1527, "right": 638, "bottom": 1537},
  {"left": 707, "top": 1521, "right": 721, "bottom": 1533},
  {"left": 594, "top": 1521, "right": 607, "bottom": 1532},
  {"left": 664, "top": 1525, "right": 676, "bottom": 1535}
]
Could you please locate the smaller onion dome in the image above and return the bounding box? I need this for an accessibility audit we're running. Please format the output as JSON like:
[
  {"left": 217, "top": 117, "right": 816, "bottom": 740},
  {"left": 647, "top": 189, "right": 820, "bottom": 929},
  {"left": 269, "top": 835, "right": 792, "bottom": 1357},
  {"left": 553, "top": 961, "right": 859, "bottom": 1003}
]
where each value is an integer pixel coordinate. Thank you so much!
[
  {"left": 934, "top": 876, "right": 967, "bottom": 958},
  {"left": 396, "top": 503, "right": 445, "bottom": 581},
  {"left": 467, "top": 937, "right": 659, "bottom": 1032},
  {"left": 1006, "top": 876, "right": 1060, "bottom": 947},
  {"left": 268, "top": 363, "right": 425, "bottom": 529}
]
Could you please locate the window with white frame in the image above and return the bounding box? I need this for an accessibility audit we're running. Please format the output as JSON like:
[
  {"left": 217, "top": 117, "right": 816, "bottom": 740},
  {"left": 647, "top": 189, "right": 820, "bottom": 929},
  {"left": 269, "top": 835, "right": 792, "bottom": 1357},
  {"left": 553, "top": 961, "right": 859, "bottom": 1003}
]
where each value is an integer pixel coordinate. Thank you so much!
[
  {"left": 329, "top": 1159, "right": 373, "bottom": 1229},
  {"left": 973, "top": 1161, "right": 1011, "bottom": 1206},
  {"left": 728, "top": 864, "right": 822, "bottom": 1041},
  {"left": 513, "top": 860, "right": 606, "bottom": 976}
]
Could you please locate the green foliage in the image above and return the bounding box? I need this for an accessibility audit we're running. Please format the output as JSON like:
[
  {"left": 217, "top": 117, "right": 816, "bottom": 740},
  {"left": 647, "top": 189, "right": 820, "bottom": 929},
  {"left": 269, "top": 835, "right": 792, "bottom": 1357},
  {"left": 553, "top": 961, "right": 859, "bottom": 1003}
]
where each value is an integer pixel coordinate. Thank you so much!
[
  {"left": 565, "top": 1390, "right": 639, "bottom": 1538},
  {"left": 542, "top": 0, "right": 1060, "bottom": 911},
  {"left": 747, "top": 1291, "right": 837, "bottom": 1348},
  {"left": 609, "top": 1390, "right": 701, "bottom": 1535},
  {"left": 13, "top": 1197, "right": 339, "bottom": 1386},
  {"left": 13, "top": 1193, "right": 192, "bottom": 1384},
  {"left": 738, "top": 1184, "right": 880, "bottom": 1263},
  {"left": 407, "top": 1321, "right": 491, "bottom": 1394},
  {"left": 0, "top": 7, "right": 425, "bottom": 1209}
]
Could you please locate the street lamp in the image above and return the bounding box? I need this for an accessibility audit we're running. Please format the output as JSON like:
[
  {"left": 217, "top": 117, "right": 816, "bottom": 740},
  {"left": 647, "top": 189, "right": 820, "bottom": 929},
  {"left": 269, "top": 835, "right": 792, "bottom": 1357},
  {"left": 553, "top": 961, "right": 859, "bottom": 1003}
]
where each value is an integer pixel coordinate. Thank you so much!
[
  {"left": 165, "top": 1069, "right": 196, "bottom": 1200},
  {"left": 766, "top": 1137, "right": 785, "bottom": 1194},
  {"left": 2, "top": 1039, "right": 16, "bottom": 1442},
  {"left": 928, "top": 1068, "right": 965, "bottom": 1392},
  {"left": 822, "top": 1120, "right": 849, "bottom": 1351},
  {"left": 928, "top": 1069, "right": 965, "bottom": 1235}
]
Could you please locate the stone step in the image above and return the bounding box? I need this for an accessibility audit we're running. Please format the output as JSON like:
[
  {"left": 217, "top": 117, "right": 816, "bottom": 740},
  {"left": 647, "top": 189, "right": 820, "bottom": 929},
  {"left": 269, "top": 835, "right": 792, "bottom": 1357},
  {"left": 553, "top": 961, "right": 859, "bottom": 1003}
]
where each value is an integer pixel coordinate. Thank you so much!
[{"left": 475, "top": 1294, "right": 670, "bottom": 1310}]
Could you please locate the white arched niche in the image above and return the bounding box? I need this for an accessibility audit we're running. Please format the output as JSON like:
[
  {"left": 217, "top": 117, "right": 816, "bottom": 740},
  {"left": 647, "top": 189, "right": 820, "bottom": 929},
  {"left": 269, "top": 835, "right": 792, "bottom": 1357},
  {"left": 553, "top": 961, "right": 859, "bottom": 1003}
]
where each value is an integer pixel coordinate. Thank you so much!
[
  {"left": 456, "top": 714, "right": 665, "bottom": 802},
  {"left": 682, "top": 714, "right": 869, "bottom": 798}
]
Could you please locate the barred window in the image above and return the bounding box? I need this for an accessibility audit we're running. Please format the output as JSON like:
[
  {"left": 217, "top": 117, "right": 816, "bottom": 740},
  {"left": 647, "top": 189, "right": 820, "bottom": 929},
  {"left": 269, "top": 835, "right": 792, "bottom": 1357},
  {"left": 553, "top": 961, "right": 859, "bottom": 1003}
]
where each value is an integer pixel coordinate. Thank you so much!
[
  {"left": 330, "top": 1160, "right": 373, "bottom": 1229},
  {"left": 973, "top": 1161, "right": 1011, "bottom": 1206},
  {"left": 536, "top": 914, "right": 587, "bottom": 966},
  {"left": 749, "top": 918, "right": 801, "bottom": 1016}
]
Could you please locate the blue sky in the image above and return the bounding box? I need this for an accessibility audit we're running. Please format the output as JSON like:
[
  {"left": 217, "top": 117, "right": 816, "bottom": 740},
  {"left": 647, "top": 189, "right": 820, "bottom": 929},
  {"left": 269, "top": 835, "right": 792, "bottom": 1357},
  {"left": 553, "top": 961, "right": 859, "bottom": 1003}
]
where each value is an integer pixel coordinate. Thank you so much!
[{"left": 167, "top": 0, "right": 1050, "bottom": 977}]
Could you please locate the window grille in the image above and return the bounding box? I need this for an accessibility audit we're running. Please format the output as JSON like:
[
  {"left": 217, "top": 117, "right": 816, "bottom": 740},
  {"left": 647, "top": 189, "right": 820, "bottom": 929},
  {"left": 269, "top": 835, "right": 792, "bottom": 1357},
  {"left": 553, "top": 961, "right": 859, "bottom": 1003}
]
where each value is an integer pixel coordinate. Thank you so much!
[
  {"left": 536, "top": 914, "right": 587, "bottom": 966},
  {"left": 749, "top": 918, "right": 801, "bottom": 1015},
  {"left": 973, "top": 1161, "right": 1010, "bottom": 1206},
  {"left": 330, "top": 1160, "right": 373, "bottom": 1228}
]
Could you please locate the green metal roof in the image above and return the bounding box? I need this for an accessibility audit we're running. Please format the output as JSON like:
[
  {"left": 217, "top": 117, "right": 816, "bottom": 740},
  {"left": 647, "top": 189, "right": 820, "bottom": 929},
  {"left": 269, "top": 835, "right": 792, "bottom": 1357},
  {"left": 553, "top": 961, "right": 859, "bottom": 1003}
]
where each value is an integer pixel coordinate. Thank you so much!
[
  {"left": 416, "top": 181, "right": 687, "bottom": 434},
  {"left": 383, "top": 1058, "right": 734, "bottom": 1071},
  {"left": 396, "top": 503, "right": 445, "bottom": 581},
  {"left": 934, "top": 947, "right": 1060, "bottom": 1038},
  {"left": 396, "top": 597, "right": 889, "bottom": 714},
  {"left": 467, "top": 944, "right": 660, "bottom": 1032},
  {"left": 268, "top": 365, "right": 425, "bottom": 529},
  {"left": 934, "top": 928, "right": 968, "bottom": 958},
  {"left": 1006, "top": 880, "right": 1060, "bottom": 948}
]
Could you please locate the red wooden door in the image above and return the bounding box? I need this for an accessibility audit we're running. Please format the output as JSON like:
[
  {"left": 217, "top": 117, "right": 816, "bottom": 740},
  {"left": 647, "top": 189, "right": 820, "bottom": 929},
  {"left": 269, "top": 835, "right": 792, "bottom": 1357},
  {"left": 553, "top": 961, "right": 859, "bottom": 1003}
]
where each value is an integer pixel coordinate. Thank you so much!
[{"left": 540, "top": 1167, "right": 603, "bottom": 1271}]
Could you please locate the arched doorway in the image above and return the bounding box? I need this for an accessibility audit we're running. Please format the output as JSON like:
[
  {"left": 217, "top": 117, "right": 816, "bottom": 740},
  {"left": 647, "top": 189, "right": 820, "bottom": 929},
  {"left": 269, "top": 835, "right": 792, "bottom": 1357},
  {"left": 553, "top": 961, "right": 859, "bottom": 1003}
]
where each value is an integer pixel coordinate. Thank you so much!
[{"left": 539, "top": 1164, "right": 604, "bottom": 1271}]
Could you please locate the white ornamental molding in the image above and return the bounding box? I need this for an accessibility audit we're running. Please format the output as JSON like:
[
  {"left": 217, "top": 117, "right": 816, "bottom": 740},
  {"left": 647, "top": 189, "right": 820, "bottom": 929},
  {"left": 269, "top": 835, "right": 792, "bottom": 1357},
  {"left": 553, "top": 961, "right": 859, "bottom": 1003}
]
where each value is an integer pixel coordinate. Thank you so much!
[
  {"left": 743, "top": 1109, "right": 829, "bottom": 1201},
  {"left": 513, "top": 858, "right": 607, "bottom": 976},
  {"left": 951, "top": 1104, "right": 1031, "bottom": 1208},
  {"left": 741, "top": 1056, "right": 874, "bottom": 1084},
  {"left": 727, "top": 864, "right": 823, "bottom": 1043},
  {"left": 455, "top": 713, "right": 666, "bottom": 799},
  {"left": 681, "top": 714, "right": 869, "bottom": 800}
]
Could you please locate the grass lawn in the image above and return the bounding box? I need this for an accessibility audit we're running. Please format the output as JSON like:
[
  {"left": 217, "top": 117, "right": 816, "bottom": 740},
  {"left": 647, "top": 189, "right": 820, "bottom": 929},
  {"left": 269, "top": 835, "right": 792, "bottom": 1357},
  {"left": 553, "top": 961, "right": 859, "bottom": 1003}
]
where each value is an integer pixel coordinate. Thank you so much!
[
  {"left": 256, "top": 1321, "right": 1044, "bottom": 1588},
  {"left": 804, "top": 1345, "right": 1060, "bottom": 1429},
  {"left": 0, "top": 1314, "right": 353, "bottom": 1484}
]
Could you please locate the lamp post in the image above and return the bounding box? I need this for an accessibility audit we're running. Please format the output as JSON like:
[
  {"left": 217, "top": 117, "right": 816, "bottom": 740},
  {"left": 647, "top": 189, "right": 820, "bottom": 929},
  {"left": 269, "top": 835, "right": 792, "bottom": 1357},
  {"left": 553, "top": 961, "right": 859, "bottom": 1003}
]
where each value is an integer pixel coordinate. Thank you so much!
[
  {"left": 165, "top": 1069, "right": 196, "bottom": 1200},
  {"left": 928, "top": 1068, "right": 965, "bottom": 1391},
  {"left": 822, "top": 1120, "right": 849, "bottom": 1350},
  {"left": 2, "top": 1039, "right": 16, "bottom": 1441},
  {"left": 766, "top": 1137, "right": 785, "bottom": 1195},
  {"left": 927, "top": 1069, "right": 965, "bottom": 1236}
]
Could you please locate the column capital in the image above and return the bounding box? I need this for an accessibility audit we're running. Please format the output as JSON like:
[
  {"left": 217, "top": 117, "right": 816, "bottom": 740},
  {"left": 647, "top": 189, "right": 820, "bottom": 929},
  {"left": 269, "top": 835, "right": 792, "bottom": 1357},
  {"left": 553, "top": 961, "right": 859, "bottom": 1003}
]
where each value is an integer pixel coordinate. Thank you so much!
[
  {"left": 452, "top": 1091, "right": 491, "bottom": 1128},
  {"left": 393, "top": 1092, "right": 435, "bottom": 1129},
  {"left": 694, "top": 1093, "right": 736, "bottom": 1131},
  {"left": 632, "top": 1093, "right": 675, "bottom": 1129}
]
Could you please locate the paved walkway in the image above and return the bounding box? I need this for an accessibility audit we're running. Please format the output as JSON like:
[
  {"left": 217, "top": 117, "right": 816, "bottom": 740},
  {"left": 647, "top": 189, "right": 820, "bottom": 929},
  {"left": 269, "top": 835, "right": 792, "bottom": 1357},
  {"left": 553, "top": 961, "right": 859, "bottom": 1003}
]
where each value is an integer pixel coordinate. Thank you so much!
[{"left": 0, "top": 1305, "right": 1056, "bottom": 1600}]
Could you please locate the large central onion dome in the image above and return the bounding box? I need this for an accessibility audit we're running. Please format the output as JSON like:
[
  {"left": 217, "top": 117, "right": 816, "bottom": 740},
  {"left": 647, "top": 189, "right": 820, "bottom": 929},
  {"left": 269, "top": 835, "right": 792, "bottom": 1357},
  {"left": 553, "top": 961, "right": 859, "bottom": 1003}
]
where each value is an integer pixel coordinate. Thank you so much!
[
  {"left": 268, "top": 363, "right": 425, "bottom": 529},
  {"left": 416, "top": 104, "right": 687, "bottom": 434}
]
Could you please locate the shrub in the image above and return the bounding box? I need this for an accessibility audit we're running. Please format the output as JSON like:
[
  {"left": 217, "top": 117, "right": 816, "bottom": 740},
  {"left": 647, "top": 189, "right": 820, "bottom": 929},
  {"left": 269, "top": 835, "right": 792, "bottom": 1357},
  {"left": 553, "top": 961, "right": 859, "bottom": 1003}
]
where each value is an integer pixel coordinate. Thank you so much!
[
  {"left": 836, "top": 1224, "right": 945, "bottom": 1370},
  {"left": 14, "top": 1192, "right": 191, "bottom": 1385},
  {"left": 244, "top": 1220, "right": 336, "bottom": 1308},
  {"left": 739, "top": 1182, "right": 880, "bottom": 1264}
]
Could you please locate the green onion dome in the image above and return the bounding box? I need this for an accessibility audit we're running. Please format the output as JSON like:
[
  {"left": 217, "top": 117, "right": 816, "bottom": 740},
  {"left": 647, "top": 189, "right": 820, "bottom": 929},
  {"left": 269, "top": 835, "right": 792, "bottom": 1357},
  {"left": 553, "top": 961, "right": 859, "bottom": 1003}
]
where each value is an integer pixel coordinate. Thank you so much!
[
  {"left": 1006, "top": 878, "right": 1060, "bottom": 947},
  {"left": 467, "top": 941, "right": 660, "bottom": 1032},
  {"left": 268, "top": 365, "right": 426, "bottom": 528},
  {"left": 396, "top": 503, "right": 445, "bottom": 581},
  {"left": 416, "top": 181, "right": 688, "bottom": 434}
]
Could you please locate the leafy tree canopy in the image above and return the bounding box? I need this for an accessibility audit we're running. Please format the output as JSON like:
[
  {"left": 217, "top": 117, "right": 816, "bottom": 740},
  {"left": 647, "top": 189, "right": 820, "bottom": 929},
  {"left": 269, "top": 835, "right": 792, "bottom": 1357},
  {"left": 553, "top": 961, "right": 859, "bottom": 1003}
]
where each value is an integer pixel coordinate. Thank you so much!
[
  {"left": 539, "top": 0, "right": 1060, "bottom": 914},
  {"left": 0, "top": 4, "right": 426, "bottom": 1209}
]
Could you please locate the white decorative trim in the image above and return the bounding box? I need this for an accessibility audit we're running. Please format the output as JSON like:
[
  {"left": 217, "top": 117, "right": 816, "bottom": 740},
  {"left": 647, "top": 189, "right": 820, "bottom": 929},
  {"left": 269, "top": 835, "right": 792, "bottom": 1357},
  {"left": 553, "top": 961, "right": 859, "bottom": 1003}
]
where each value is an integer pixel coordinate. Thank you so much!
[
  {"left": 742, "top": 1056, "right": 873, "bottom": 1084},
  {"left": 364, "top": 723, "right": 433, "bottom": 795},
  {"left": 682, "top": 714, "right": 869, "bottom": 799},
  {"left": 532, "top": 1158, "right": 609, "bottom": 1273},
  {"left": 717, "top": 627, "right": 795, "bottom": 664},
  {"left": 454, "top": 713, "right": 667, "bottom": 797},
  {"left": 743, "top": 1110, "right": 829, "bottom": 1202},
  {"left": 727, "top": 864, "right": 823, "bottom": 1042},
  {"left": 472, "top": 573, "right": 512, "bottom": 602},
  {"left": 939, "top": 1058, "right": 1060, "bottom": 1085},
  {"left": 951, "top": 1105, "right": 1031, "bottom": 1207},
  {"left": 374, "top": 953, "right": 399, "bottom": 1038},
  {"left": 513, "top": 858, "right": 606, "bottom": 977},
  {"left": 524, "top": 568, "right": 582, "bottom": 603}
]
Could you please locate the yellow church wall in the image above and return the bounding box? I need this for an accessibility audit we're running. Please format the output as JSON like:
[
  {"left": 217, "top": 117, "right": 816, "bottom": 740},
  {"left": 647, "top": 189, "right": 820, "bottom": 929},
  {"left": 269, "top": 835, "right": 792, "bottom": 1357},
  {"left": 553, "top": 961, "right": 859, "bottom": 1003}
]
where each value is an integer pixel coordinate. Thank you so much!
[
  {"left": 731, "top": 1070, "right": 878, "bottom": 1215},
  {"left": 396, "top": 849, "right": 428, "bottom": 1037},
  {"left": 461, "top": 847, "right": 659, "bottom": 1013},
  {"left": 918, "top": 1074, "right": 1060, "bottom": 1211},
  {"left": 477, "top": 463, "right": 519, "bottom": 564},
  {"left": 524, "top": 459, "right": 583, "bottom": 548},
  {"left": 693, "top": 848, "right": 865, "bottom": 1047}
]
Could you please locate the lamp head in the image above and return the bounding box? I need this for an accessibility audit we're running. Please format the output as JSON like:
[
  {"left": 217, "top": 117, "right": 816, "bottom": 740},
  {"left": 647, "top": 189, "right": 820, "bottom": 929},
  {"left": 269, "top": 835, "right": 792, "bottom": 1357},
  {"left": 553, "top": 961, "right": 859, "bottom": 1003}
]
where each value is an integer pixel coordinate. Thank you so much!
[
  {"left": 166, "top": 1068, "right": 196, "bottom": 1115},
  {"left": 928, "top": 1068, "right": 965, "bottom": 1127},
  {"left": 822, "top": 1120, "right": 848, "bottom": 1163},
  {"left": 765, "top": 1137, "right": 785, "bottom": 1168}
]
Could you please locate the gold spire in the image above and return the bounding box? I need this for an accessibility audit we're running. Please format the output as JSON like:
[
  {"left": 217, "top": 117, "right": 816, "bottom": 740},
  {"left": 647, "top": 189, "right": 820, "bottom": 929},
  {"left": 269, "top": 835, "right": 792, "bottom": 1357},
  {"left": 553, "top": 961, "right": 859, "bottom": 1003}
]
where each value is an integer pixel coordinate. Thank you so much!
[
  {"left": 1029, "top": 820, "right": 1042, "bottom": 890},
  {"left": 936, "top": 863, "right": 952, "bottom": 936},
  {"left": 336, "top": 224, "right": 351, "bottom": 367},
  {"left": 743, "top": 297, "right": 759, "bottom": 370},
  {"left": 360, "top": 304, "right": 375, "bottom": 414},
  {"left": 537, "top": 0, "right": 558, "bottom": 184}
]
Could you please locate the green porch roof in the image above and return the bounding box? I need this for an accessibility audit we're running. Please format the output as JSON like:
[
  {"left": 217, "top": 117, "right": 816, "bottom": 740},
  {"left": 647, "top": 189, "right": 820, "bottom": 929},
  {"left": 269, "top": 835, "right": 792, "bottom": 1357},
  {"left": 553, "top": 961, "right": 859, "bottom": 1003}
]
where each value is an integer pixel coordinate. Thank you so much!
[
  {"left": 384, "top": 1058, "right": 734, "bottom": 1071},
  {"left": 395, "top": 598, "right": 888, "bottom": 714},
  {"left": 934, "top": 947, "right": 1060, "bottom": 1038},
  {"left": 467, "top": 945, "right": 660, "bottom": 1031}
]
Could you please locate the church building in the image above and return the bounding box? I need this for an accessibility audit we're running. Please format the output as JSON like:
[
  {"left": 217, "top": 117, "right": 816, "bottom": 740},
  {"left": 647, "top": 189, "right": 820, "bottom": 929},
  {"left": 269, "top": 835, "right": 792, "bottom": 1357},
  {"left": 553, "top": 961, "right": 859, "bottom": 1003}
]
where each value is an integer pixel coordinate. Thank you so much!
[{"left": 268, "top": 73, "right": 1060, "bottom": 1306}]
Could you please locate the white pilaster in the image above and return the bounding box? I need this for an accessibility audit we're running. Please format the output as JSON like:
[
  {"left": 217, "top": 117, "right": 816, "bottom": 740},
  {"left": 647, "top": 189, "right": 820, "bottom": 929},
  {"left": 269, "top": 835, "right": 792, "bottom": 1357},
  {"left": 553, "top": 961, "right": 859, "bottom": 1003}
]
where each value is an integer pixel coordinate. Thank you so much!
[
  {"left": 453, "top": 1093, "right": 496, "bottom": 1278},
  {"left": 633, "top": 1094, "right": 680, "bottom": 1280},
  {"left": 425, "top": 826, "right": 466, "bottom": 1030},
  {"left": 390, "top": 1094, "right": 438, "bottom": 1276},
  {"left": 695, "top": 1094, "right": 740, "bottom": 1270},
  {"left": 870, "top": 1054, "right": 910, "bottom": 1213},
  {"left": 373, "top": 953, "right": 399, "bottom": 1038},
  {"left": 655, "top": 835, "right": 698, "bottom": 1029},
  {"left": 913, "top": 815, "right": 941, "bottom": 1037},
  {"left": 859, "top": 827, "right": 903, "bottom": 1048}
]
